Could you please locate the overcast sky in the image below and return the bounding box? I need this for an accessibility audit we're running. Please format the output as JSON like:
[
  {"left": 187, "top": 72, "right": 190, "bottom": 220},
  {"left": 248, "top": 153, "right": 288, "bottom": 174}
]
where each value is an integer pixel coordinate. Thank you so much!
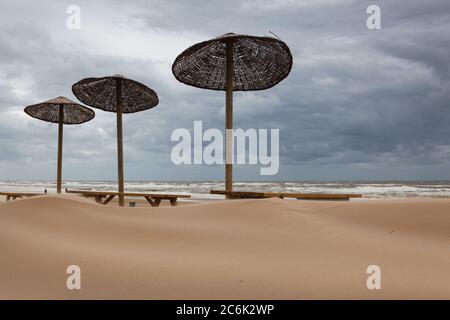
[{"left": 0, "top": 0, "right": 449, "bottom": 181}]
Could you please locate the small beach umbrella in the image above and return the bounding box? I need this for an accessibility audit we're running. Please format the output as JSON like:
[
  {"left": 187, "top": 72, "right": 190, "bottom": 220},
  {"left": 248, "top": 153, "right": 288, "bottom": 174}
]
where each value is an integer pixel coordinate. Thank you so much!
[
  {"left": 24, "top": 96, "right": 95, "bottom": 194},
  {"left": 172, "top": 33, "right": 293, "bottom": 194},
  {"left": 72, "top": 75, "right": 159, "bottom": 206}
]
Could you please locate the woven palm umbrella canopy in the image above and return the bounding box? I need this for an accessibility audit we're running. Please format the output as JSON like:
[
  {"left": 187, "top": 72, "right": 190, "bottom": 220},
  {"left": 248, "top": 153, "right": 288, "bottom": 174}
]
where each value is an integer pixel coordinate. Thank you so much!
[
  {"left": 172, "top": 32, "right": 293, "bottom": 194},
  {"left": 72, "top": 75, "right": 159, "bottom": 206},
  {"left": 24, "top": 96, "right": 95, "bottom": 193}
]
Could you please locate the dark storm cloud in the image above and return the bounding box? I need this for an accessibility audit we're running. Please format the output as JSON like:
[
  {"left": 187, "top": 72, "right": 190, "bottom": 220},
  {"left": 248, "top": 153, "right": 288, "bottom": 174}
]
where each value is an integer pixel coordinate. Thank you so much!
[{"left": 0, "top": 0, "right": 449, "bottom": 180}]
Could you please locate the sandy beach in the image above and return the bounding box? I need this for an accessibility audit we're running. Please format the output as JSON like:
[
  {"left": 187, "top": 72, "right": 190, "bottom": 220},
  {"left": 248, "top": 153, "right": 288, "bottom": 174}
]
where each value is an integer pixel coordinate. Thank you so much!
[{"left": 0, "top": 195, "right": 449, "bottom": 299}]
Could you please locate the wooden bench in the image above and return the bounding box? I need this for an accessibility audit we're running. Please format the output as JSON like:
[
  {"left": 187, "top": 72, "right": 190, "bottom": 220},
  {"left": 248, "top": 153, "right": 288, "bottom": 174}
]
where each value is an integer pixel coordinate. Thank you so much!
[
  {"left": 210, "top": 190, "right": 362, "bottom": 201},
  {"left": 0, "top": 191, "right": 46, "bottom": 201},
  {"left": 65, "top": 189, "right": 191, "bottom": 207}
]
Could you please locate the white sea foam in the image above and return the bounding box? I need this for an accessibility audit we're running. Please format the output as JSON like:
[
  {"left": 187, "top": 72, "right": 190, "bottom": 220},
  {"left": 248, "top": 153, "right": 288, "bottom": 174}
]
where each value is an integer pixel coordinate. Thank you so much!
[{"left": 1, "top": 180, "right": 450, "bottom": 199}]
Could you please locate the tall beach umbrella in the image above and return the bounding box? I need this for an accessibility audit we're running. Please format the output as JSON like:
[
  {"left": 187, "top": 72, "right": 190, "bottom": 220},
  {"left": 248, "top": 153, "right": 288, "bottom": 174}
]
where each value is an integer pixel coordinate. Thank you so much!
[
  {"left": 172, "top": 33, "right": 293, "bottom": 194},
  {"left": 72, "top": 75, "right": 159, "bottom": 206},
  {"left": 24, "top": 96, "right": 95, "bottom": 193}
]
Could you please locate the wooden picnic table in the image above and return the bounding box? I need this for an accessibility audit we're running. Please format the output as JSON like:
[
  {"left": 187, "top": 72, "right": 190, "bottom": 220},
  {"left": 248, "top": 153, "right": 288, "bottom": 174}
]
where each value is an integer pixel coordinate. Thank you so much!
[
  {"left": 210, "top": 190, "right": 362, "bottom": 201},
  {"left": 0, "top": 191, "right": 46, "bottom": 201},
  {"left": 65, "top": 189, "right": 191, "bottom": 207}
]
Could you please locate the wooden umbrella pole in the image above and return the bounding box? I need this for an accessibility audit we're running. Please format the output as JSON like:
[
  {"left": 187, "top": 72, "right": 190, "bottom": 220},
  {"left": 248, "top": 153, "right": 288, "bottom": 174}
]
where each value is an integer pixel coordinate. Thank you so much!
[
  {"left": 116, "top": 79, "right": 125, "bottom": 206},
  {"left": 225, "top": 40, "right": 234, "bottom": 197},
  {"left": 56, "top": 104, "right": 64, "bottom": 194}
]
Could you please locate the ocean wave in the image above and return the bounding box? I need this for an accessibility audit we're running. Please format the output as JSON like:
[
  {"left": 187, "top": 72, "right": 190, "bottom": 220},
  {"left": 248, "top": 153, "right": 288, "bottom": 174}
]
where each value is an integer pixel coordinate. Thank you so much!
[{"left": 1, "top": 181, "right": 450, "bottom": 199}]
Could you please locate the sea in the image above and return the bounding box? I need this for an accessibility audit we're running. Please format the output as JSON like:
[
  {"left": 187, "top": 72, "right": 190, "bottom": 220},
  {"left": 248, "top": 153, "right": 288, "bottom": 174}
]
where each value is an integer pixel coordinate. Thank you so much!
[{"left": 1, "top": 180, "right": 450, "bottom": 200}]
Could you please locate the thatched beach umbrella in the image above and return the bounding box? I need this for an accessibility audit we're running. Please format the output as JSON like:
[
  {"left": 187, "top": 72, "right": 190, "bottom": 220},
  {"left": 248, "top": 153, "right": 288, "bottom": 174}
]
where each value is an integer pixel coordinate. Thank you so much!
[
  {"left": 24, "top": 96, "right": 95, "bottom": 193},
  {"left": 72, "top": 75, "right": 159, "bottom": 206},
  {"left": 172, "top": 33, "right": 293, "bottom": 194}
]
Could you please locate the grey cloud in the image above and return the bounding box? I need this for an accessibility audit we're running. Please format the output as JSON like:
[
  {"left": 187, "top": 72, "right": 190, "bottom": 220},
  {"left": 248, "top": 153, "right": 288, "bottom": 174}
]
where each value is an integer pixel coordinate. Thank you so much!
[{"left": 0, "top": 0, "right": 449, "bottom": 181}]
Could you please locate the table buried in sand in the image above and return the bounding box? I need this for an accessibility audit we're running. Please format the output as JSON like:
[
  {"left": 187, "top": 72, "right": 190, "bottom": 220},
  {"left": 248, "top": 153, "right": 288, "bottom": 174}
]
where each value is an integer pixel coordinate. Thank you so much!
[
  {"left": 210, "top": 190, "right": 362, "bottom": 201},
  {"left": 1, "top": 190, "right": 361, "bottom": 203},
  {"left": 65, "top": 189, "right": 190, "bottom": 207},
  {"left": 0, "top": 192, "right": 45, "bottom": 201}
]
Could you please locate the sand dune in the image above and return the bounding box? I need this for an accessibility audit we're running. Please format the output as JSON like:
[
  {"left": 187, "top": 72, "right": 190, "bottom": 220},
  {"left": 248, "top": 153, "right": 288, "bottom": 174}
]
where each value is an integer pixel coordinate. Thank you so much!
[{"left": 0, "top": 195, "right": 449, "bottom": 299}]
